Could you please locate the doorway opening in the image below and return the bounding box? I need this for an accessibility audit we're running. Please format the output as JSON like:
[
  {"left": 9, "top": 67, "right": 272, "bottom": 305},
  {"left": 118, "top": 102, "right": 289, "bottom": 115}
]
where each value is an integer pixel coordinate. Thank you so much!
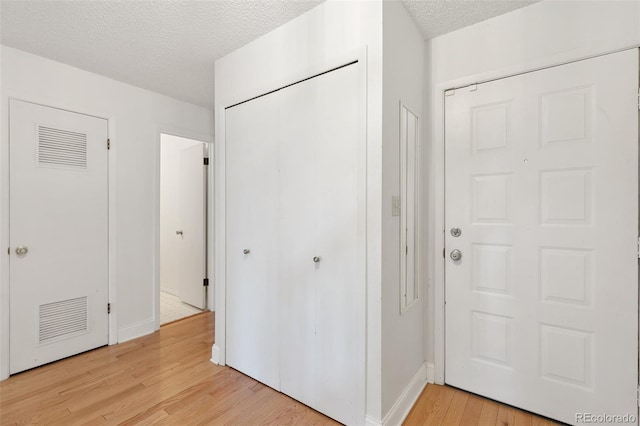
[{"left": 159, "top": 133, "right": 208, "bottom": 325}]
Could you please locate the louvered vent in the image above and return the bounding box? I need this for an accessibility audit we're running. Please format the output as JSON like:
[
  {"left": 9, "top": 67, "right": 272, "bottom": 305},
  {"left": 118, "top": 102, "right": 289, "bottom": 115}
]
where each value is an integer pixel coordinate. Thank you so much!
[
  {"left": 38, "top": 126, "right": 87, "bottom": 169},
  {"left": 39, "top": 296, "right": 88, "bottom": 344}
]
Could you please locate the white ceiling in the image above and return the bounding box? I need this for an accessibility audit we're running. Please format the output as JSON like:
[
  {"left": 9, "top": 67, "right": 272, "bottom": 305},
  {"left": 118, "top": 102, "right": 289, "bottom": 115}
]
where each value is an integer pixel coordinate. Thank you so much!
[
  {"left": 403, "top": 0, "right": 539, "bottom": 40},
  {"left": 1, "top": 0, "right": 539, "bottom": 110}
]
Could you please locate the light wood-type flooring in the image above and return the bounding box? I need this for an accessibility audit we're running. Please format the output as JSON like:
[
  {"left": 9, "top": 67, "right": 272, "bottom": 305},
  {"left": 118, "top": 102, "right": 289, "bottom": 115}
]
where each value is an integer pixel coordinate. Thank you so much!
[
  {"left": 0, "top": 312, "right": 558, "bottom": 425},
  {"left": 403, "top": 385, "right": 559, "bottom": 426}
]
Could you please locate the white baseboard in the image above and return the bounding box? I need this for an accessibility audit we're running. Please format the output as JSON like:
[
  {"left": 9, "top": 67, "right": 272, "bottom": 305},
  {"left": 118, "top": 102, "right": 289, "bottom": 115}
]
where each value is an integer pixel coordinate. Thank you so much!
[
  {"left": 118, "top": 318, "right": 155, "bottom": 343},
  {"left": 365, "top": 415, "right": 383, "bottom": 426},
  {"left": 426, "top": 362, "right": 435, "bottom": 383},
  {"left": 381, "top": 362, "right": 428, "bottom": 426},
  {"left": 211, "top": 343, "right": 224, "bottom": 365}
]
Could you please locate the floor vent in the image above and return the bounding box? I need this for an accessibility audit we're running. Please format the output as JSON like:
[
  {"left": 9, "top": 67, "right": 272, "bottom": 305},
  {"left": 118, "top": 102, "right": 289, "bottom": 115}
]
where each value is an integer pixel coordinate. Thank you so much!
[
  {"left": 39, "top": 296, "right": 88, "bottom": 344},
  {"left": 38, "top": 126, "right": 87, "bottom": 169}
]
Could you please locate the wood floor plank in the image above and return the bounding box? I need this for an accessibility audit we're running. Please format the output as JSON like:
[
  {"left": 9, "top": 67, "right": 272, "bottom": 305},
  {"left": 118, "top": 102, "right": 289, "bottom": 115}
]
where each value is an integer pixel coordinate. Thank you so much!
[
  {"left": 459, "top": 393, "right": 484, "bottom": 426},
  {"left": 478, "top": 399, "right": 500, "bottom": 426},
  {"left": 514, "top": 409, "right": 533, "bottom": 426},
  {"left": 403, "top": 383, "right": 439, "bottom": 425},
  {"left": 442, "top": 388, "right": 470, "bottom": 425},
  {"left": 0, "top": 312, "right": 561, "bottom": 426},
  {"left": 496, "top": 405, "right": 516, "bottom": 426},
  {"left": 415, "top": 385, "right": 457, "bottom": 425}
]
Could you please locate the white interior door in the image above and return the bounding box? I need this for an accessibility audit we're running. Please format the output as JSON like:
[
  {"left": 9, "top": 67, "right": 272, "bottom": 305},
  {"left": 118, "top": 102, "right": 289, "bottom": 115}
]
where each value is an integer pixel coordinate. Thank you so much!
[
  {"left": 278, "top": 63, "right": 361, "bottom": 425},
  {"left": 9, "top": 100, "right": 109, "bottom": 374},
  {"left": 225, "top": 63, "right": 363, "bottom": 425},
  {"left": 225, "top": 92, "right": 281, "bottom": 390},
  {"left": 445, "top": 49, "right": 639, "bottom": 424},
  {"left": 278, "top": 79, "right": 318, "bottom": 404},
  {"left": 178, "top": 143, "right": 206, "bottom": 309},
  {"left": 306, "top": 64, "right": 360, "bottom": 425}
]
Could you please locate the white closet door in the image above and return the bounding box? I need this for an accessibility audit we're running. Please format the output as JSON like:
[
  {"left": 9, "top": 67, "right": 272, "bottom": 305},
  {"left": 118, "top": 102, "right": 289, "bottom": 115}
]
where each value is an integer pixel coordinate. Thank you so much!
[
  {"left": 278, "top": 63, "right": 361, "bottom": 425},
  {"left": 310, "top": 64, "right": 360, "bottom": 425},
  {"left": 225, "top": 62, "right": 363, "bottom": 425},
  {"left": 445, "top": 49, "right": 638, "bottom": 424},
  {"left": 9, "top": 100, "right": 109, "bottom": 374},
  {"left": 225, "top": 93, "right": 281, "bottom": 390},
  {"left": 278, "top": 78, "right": 318, "bottom": 404}
]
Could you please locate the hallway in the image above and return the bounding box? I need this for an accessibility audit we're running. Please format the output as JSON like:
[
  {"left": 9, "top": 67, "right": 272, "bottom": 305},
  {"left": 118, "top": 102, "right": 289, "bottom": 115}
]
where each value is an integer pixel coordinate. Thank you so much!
[
  {"left": 0, "top": 312, "right": 560, "bottom": 425},
  {"left": 0, "top": 312, "right": 334, "bottom": 424}
]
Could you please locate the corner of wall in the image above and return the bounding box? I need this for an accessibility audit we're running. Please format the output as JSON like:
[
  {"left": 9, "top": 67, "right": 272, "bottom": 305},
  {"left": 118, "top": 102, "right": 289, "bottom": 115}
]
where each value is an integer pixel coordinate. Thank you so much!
[{"left": 380, "top": 0, "right": 427, "bottom": 418}]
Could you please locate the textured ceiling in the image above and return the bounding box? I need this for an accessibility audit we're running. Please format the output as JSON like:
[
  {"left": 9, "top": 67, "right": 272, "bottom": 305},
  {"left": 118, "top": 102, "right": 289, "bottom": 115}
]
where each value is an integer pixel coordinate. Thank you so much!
[
  {"left": 403, "top": 0, "right": 540, "bottom": 40},
  {"left": 1, "top": 0, "right": 539, "bottom": 110},
  {"left": 0, "top": 0, "right": 324, "bottom": 109}
]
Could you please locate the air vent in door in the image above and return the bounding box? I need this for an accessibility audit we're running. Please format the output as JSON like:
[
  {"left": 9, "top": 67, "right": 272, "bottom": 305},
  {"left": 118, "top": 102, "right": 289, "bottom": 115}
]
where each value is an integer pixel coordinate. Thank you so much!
[
  {"left": 38, "top": 296, "right": 88, "bottom": 344},
  {"left": 37, "top": 126, "right": 87, "bottom": 169}
]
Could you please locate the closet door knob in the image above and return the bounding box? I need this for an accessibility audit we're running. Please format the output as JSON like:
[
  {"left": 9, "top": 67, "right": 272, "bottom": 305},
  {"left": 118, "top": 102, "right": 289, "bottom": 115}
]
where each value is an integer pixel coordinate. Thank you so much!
[
  {"left": 313, "top": 256, "right": 320, "bottom": 263},
  {"left": 243, "top": 249, "right": 250, "bottom": 254}
]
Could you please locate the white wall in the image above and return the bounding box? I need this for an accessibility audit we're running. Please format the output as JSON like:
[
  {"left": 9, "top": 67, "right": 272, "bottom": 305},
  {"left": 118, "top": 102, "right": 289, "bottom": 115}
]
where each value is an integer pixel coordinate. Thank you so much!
[
  {"left": 381, "top": 0, "right": 426, "bottom": 419},
  {"left": 213, "top": 0, "right": 384, "bottom": 422},
  {"left": 431, "top": 0, "right": 640, "bottom": 86},
  {"left": 424, "top": 0, "right": 640, "bottom": 382},
  {"left": 0, "top": 46, "right": 213, "bottom": 379},
  {"left": 160, "top": 134, "right": 203, "bottom": 296}
]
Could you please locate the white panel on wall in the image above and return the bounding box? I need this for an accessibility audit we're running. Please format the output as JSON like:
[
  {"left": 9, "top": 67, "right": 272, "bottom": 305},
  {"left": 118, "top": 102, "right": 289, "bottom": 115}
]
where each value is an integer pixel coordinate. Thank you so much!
[{"left": 400, "top": 103, "right": 418, "bottom": 313}]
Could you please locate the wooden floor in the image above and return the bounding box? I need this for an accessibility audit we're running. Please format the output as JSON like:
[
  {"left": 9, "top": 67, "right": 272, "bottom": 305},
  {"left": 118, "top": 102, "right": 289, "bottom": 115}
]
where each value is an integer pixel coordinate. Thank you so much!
[
  {"left": 404, "top": 385, "right": 559, "bottom": 426},
  {"left": 0, "top": 312, "right": 335, "bottom": 425},
  {"left": 0, "top": 312, "right": 558, "bottom": 425}
]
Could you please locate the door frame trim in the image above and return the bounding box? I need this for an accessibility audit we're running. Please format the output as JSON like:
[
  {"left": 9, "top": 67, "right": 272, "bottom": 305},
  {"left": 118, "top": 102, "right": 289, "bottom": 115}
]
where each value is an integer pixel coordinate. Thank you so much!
[
  {"left": 153, "top": 127, "right": 214, "bottom": 331},
  {"left": 432, "top": 44, "right": 640, "bottom": 385},
  {"left": 0, "top": 93, "right": 117, "bottom": 380}
]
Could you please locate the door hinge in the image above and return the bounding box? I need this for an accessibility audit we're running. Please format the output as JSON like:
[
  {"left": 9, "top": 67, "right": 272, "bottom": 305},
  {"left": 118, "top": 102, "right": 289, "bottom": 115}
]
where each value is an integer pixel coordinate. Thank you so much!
[
  {"left": 7, "top": 247, "right": 9, "bottom": 255},
  {"left": 443, "top": 247, "right": 446, "bottom": 258},
  {"left": 203, "top": 278, "right": 209, "bottom": 287},
  {"left": 637, "top": 87, "right": 640, "bottom": 110},
  {"left": 637, "top": 385, "right": 639, "bottom": 407},
  {"left": 637, "top": 237, "right": 640, "bottom": 259},
  {"left": 107, "top": 138, "right": 111, "bottom": 150},
  {"left": 204, "top": 157, "right": 209, "bottom": 166},
  {"left": 107, "top": 303, "right": 111, "bottom": 314}
]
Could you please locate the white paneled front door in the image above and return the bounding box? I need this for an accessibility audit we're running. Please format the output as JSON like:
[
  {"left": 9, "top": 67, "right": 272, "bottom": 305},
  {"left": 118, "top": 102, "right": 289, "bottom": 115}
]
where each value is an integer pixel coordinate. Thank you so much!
[
  {"left": 9, "top": 100, "right": 109, "bottom": 374},
  {"left": 445, "top": 49, "right": 639, "bottom": 424}
]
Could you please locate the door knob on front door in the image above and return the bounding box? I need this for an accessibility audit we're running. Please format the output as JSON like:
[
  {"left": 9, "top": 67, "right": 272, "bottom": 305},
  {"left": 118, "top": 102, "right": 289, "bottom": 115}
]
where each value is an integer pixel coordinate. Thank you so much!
[
  {"left": 450, "top": 249, "right": 462, "bottom": 261},
  {"left": 313, "top": 256, "right": 320, "bottom": 263},
  {"left": 15, "top": 246, "right": 28, "bottom": 256},
  {"left": 243, "top": 249, "right": 250, "bottom": 254},
  {"left": 176, "top": 230, "right": 183, "bottom": 236}
]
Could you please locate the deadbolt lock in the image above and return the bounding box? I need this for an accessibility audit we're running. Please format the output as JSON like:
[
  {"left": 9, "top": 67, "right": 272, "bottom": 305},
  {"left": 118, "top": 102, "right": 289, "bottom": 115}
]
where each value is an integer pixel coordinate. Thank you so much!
[
  {"left": 15, "top": 246, "right": 28, "bottom": 256},
  {"left": 450, "top": 227, "right": 462, "bottom": 237}
]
